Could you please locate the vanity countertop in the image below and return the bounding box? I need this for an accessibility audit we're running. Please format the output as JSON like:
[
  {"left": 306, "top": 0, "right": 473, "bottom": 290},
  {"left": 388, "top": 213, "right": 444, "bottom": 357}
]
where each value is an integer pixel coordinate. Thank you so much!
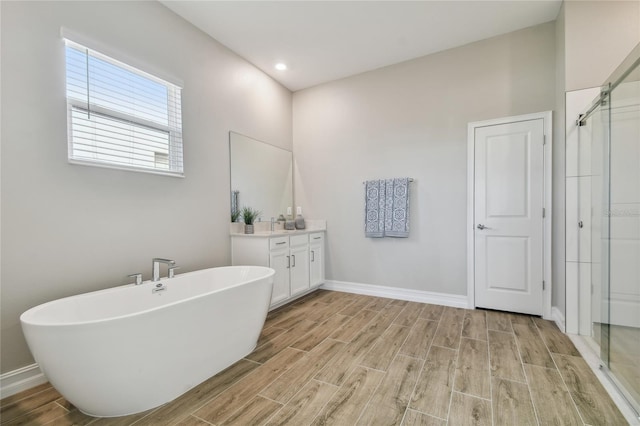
[
  {"left": 230, "top": 219, "right": 326, "bottom": 238},
  {"left": 230, "top": 229, "right": 325, "bottom": 238}
]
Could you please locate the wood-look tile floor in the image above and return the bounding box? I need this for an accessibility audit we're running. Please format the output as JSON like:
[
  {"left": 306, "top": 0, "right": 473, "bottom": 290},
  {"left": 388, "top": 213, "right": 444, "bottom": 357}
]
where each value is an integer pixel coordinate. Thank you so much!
[{"left": 1, "top": 290, "right": 629, "bottom": 425}]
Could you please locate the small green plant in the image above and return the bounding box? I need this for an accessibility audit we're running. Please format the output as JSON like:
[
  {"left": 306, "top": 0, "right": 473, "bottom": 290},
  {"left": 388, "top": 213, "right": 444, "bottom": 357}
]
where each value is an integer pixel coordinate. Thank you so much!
[
  {"left": 241, "top": 206, "right": 261, "bottom": 225},
  {"left": 231, "top": 210, "right": 240, "bottom": 222}
]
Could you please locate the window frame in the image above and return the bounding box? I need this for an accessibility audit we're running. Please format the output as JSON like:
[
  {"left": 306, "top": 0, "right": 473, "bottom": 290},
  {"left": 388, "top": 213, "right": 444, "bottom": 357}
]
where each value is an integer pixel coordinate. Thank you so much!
[{"left": 64, "top": 37, "right": 184, "bottom": 177}]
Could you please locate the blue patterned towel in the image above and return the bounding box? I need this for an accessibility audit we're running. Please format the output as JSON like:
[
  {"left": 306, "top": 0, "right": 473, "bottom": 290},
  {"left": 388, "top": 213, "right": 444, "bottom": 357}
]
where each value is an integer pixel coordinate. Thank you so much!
[
  {"left": 365, "top": 179, "right": 385, "bottom": 238},
  {"left": 365, "top": 178, "right": 410, "bottom": 238},
  {"left": 385, "top": 177, "right": 410, "bottom": 238}
]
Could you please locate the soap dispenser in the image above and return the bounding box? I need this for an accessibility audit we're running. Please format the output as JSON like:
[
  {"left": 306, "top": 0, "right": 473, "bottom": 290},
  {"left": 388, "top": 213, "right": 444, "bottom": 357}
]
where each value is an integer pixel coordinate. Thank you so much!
[
  {"left": 284, "top": 207, "right": 295, "bottom": 230},
  {"left": 295, "top": 206, "right": 306, "bottom": 230}
]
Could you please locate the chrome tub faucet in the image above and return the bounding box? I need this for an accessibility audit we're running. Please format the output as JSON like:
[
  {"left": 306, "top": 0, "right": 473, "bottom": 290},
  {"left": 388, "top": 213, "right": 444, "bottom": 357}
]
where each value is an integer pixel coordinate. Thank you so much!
[{"left": 152, "top": 258, "right": 175, "bottom": 282}]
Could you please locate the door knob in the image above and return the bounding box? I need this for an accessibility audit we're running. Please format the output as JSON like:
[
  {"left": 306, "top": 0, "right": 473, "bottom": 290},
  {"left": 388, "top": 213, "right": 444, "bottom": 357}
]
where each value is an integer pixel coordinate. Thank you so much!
[{"left": 477, "top": 224, "right": 487, "bottom": 230}]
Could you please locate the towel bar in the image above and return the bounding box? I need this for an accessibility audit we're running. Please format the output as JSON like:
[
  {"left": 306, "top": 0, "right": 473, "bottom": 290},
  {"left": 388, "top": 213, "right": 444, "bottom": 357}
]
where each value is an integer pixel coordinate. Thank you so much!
[{"left": 362, "top": 178, "right": 414, "bottom": 184}]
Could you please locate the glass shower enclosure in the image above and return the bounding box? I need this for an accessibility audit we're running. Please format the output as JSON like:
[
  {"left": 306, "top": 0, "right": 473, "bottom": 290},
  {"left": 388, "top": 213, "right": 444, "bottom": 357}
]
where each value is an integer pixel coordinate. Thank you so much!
[{"left": 580, "top": 45, "right": 640, "bottom": 416}]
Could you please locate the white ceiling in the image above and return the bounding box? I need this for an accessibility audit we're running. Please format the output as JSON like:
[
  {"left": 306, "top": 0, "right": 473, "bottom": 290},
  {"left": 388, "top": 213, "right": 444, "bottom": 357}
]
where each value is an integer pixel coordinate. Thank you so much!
[{"left": 160, "top": 1, "right": 562, "bottom": 92}]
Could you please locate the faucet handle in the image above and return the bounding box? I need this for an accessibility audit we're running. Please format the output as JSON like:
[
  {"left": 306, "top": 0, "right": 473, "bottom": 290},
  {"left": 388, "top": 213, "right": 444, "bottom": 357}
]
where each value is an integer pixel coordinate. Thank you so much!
[
  {"left": 168, "top": 266, "right": 180, "bottom": 279},
  {"left": 127, "top": 273, "right": 143, "bottom": 285}
]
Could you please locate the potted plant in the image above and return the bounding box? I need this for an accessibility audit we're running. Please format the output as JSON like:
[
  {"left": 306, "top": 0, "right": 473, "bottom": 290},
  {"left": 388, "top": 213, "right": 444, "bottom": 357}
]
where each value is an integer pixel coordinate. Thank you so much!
[
  {"left": 230, "top": 209, "right": 243, "bottom": 234},
  {"left": 241, "top": 206, "right": 261, "bottom": 234}
]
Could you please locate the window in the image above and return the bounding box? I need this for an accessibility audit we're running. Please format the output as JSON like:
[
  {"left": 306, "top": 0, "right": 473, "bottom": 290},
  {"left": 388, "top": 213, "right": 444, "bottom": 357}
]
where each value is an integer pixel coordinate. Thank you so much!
[{"left": 65, "top": 39, "right": 183, "bottom": 176}]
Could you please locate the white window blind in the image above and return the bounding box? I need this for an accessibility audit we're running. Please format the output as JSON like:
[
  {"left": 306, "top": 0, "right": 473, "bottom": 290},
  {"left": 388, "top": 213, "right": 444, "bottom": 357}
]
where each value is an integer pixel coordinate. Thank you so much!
[{"left": 65, "top": 39, "right": 184, "bottom": 176}]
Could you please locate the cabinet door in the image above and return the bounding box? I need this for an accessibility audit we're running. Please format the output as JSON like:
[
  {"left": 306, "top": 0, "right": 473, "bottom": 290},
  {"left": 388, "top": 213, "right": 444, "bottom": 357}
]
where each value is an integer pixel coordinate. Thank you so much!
[
  {"left": 269, "top": 248, "right": 290, "bottom": 305},
  {"left": 289, "top": 244, "right": 310, "bottom": 296},
  {"left": 310, "top": 241, "right": 324, "bottom": 287}
]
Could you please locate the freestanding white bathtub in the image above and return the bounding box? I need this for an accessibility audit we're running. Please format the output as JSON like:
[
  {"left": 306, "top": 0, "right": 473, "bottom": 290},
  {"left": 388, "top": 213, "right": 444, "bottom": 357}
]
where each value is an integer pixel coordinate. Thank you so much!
[{"left": 20, "top": 265, "right": 274, "bottom": 417}]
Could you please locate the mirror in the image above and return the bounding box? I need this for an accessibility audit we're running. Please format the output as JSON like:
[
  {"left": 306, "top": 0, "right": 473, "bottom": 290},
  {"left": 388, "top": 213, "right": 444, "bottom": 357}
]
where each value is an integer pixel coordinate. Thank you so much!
[{"left": 229, "top": 132, "right": 293, "bottom": 222}]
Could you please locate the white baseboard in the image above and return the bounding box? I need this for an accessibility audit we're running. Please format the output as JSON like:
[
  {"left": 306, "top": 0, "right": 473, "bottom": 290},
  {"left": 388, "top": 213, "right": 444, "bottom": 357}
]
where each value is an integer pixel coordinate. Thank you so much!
[
  {"left": 0, "top": 363, "right": 46, "bottom": 399},
  {"left": 551, "top": 306, "right": 566, "bottom": 332},
  {"left": 321, "top": 280, "right": 470, "bottom": 309}
]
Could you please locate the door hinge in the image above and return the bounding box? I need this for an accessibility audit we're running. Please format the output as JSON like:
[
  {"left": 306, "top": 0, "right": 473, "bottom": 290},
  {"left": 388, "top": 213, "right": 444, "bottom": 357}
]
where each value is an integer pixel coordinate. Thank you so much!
[
  {"left": 542, "top": 208, "right": 546, "bottom": 218},
  {"left": 542, "top": 280, "right": 546, "bottom": 290},
  {"left": 543, "top": 135, "right": 546, "bottom": 145}
]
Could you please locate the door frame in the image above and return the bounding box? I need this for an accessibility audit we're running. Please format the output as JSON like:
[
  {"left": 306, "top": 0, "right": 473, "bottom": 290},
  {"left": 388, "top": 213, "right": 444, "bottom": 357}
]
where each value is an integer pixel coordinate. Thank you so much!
[{"left": 467, "top": 111, "right": 553, "bottom": 319}]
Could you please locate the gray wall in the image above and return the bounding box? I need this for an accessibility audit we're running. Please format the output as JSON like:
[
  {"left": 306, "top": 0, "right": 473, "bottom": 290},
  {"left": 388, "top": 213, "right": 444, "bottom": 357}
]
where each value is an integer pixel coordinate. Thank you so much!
[
  {"left": 293, "top": 22, "right": 557, "bottom": 295},
  {"left": 564, "top": 0, "right": 640, "bottom": 91},
  {"left": 0, "top": 1, "right": 292, "bottom": 373}
]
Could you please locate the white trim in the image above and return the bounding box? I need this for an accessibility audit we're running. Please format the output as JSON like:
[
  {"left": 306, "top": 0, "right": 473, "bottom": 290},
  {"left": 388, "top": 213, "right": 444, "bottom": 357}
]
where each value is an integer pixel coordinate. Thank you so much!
[
  {"left": 467, "top": 111, "right": 553, "bottom": 319},
  {"left": 321, "top": 280, "right": 470, "bottom": 309},
  {"left": 68, "top": 159, "right": 185, "bottom": 178},
  {"left": 551, "top": 306, "right": 566, "bottom": 332},
  {"left": 0, "top": 364, "right": 46, "bottom": 399}
]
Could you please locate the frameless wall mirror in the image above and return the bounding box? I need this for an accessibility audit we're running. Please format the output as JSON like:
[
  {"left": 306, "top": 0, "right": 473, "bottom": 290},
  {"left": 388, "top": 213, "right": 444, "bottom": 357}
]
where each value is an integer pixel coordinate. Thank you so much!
[{"left": 229, "top": 131, "right": 293, "bottom": 222}]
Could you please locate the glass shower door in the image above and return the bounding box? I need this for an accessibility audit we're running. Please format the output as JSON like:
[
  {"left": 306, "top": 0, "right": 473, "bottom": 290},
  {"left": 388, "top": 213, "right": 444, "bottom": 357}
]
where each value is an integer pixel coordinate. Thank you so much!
[
  {"left": 588, "top": 55, "right": 640, "bottom": 415},
  {"left": 605, "top": 62, "right": 640, "bottom": 412}
]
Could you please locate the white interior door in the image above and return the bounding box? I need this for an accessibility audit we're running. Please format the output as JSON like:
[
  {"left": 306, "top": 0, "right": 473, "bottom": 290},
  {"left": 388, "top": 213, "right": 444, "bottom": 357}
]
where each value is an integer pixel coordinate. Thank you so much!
[{"left": 473, "top": 119, "right": 545, "bottom": 315}]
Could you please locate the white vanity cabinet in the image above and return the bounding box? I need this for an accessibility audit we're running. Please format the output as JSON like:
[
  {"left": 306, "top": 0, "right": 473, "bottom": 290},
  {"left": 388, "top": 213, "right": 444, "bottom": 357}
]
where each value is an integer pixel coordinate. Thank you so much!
[
  {"left": 288, "top": 234, "right": 310, "bottom": 297},
  {"left": 231, "top": 231, "right": 325, "bottom": 308},
  {"left": 309, "top": 232, "right": 325, "bottom": 287},
  {"left": 268, "top": 237, "right": 291, "bottom": 305}
]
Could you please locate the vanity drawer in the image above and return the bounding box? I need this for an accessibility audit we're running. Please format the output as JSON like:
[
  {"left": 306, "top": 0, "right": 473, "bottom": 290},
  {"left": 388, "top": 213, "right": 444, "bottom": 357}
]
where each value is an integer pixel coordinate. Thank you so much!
[
  {"left": 290, "top": 234, "right": 309, "bottom": 247},
  {"left": 309, "top": 232, "right": 324, "bottom": 242},
  {"left": 270, "top": 236, "right": 289, "bottom": 250}
]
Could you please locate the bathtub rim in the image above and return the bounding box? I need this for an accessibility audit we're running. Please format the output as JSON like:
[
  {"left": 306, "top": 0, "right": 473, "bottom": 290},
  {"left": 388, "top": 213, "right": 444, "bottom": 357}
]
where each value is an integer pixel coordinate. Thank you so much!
[{"left": 20, "top": 265, "right": 275, "bottom": 327}]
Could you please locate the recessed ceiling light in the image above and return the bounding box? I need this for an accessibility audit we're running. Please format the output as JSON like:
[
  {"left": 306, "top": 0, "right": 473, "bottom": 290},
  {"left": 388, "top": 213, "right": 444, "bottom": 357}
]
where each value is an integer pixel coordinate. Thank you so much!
[{"left": 275, "top": 63, "right": 287, "bottom": 71}]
